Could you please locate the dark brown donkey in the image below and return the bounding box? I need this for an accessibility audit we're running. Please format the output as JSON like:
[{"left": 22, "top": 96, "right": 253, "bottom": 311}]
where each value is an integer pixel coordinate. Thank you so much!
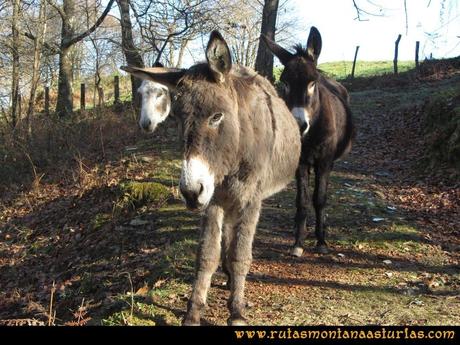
[
  {"left": 263, "top": 27, "right": 356, "bottom": 256},
  {"left": 122, "top": 31, "right": 301, "bottom": 325}
]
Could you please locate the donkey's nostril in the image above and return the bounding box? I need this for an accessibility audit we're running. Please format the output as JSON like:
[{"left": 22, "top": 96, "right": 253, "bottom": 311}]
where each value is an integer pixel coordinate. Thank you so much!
[
  {"left": 140, "top": 119, "right": 154, "bottom": 132},
  {"left": 180, "top": 183, "right": 205, "bottom": 210}
]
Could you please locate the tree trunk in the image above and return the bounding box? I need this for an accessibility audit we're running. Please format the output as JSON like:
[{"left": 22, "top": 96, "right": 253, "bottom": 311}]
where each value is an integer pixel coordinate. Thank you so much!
[
  {"left": 27, "top": 0, "right": 47, "bottom": 135},
  {"left": 55, "top": 0, "right": 115, "bottom": 116},
  {"left": 56, "top": 0, "right": 76, "bottom": 117},
  {"left": 255, "top": 0, "right": 279, "bottom": 81},
  {"left": 117, "top": 0, "right": 144, "bottom": 107},
  {"left": 56, "top": 44, "right": 74, "bottom": 117},
  {"left": 176, "top": 39, "right": 189, "bottom": 68},
  {"left": 11, "top": 0, "right": 21, "bottom": 128}
]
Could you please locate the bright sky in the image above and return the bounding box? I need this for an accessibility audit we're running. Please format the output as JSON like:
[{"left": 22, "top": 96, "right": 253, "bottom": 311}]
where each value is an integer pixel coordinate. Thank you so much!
[{"left": 290, "top": 0, "right": 460, "bottom": 63}]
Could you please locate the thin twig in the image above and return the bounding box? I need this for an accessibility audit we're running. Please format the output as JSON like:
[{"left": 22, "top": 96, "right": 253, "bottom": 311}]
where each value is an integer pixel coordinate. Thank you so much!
[
  {"left": 120, "top": 272, "right": 134, "bottom": 319},
  {"left": 48, "top": 281, "right": 56, "bottom": 326}
]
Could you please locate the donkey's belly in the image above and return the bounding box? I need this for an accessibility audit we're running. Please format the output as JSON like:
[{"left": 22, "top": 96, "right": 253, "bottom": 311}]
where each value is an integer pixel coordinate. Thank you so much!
[{"left": 260, "top": 128, "right": 301, "bottom": 200}]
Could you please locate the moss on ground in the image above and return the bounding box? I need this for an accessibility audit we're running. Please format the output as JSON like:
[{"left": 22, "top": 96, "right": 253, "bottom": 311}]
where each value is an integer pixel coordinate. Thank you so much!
[
  {"left": 421, "top": 87, "right": 460, "bottom": 170},
  {"left": 118, "top": 181, "right": 171, "bottom": 210}
]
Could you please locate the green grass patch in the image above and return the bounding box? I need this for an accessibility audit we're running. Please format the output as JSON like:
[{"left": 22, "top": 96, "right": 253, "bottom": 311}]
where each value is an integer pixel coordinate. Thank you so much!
[
  {"left": 274, "top": 61, "right": 415, "bottom": 82},
  {"left": 319, "top": 61, "right": 415, "bottom": 80},
  {"left": 117, "top": 181, "right": 171, "bottom": 210},
  {"left": 421, "top": 87, "right": 460, "bottom": 170}
]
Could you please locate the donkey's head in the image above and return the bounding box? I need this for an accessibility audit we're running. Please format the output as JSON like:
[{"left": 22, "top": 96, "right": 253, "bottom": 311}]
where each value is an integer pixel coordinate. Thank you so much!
[
  {"left": 122, "top": 31, "right": 240, "bottom": 211},
  {"left": 263, "top": 27, "right": 322, "bottom": 136},
  {"left": 121, "top": 62, "right": 173, "bottom": 132}
]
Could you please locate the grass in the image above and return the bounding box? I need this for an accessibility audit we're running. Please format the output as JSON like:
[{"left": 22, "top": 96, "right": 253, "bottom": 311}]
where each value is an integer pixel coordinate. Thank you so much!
[
  {"left": 319, "top": 60, "right": 416, "bottom": 80},
  {"left": 274, "top": 60, "right": 416, "bottom": 82}
]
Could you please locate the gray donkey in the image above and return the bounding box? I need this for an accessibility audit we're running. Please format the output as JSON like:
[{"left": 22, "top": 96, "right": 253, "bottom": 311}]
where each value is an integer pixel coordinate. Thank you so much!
[{"left": 122, "top": 31, "right": 301, "bottom": 325}]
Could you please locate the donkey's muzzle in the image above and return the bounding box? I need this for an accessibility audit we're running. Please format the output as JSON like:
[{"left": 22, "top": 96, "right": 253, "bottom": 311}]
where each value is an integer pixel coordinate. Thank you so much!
[
  {"left": 180, "top": 183, "right": 204, "bottom": 211},
  {"left": 139, "top": 119, "right": 156, "bottom": 133},
  {"left": 179, "top": 157, "right": 215, "bottom": 211}
]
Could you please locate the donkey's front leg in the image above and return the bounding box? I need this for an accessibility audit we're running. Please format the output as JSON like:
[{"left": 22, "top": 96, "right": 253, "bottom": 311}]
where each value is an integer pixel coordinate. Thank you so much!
[
  {"left": 226, "top": 200, "right": 261, "bottom": 326},
  {"left": 291, "top": 164, "right": 310, "bottom": 257},
  {"left": 183, "top": 204, "right": 223, "bottom": 326},
  {"left": 313, "top": 162, "right": 333, "bottom": 254}
]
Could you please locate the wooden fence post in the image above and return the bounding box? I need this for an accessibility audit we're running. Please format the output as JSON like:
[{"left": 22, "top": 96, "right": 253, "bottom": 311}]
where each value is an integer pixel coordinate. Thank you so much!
[
  {"left": 80, "top": 83, "right": 85, "bottom": 110},
  {"left": 44, "top": 86, "right": 49, "bottom": 116},
  {"left": 114, "top": 76, "right": 120, "bottom": 104},
  {"left": 351, "top": 45, "right": 360, "bottom": 79},
  {"left": 415, "top": 41, "right": 420, "bottom": 71},
  {"left": 393, "top": 34, "right": 402, "bottom": 74}
]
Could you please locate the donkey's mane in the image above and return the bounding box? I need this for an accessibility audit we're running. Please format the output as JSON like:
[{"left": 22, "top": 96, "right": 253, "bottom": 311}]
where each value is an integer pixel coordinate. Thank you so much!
[
  {"left": 181, "top": 62, "right": 275, "bottom": 97},
  {"left": 184, "top": 62, "right": 258, "bottom": 81},
  {"left": 318, "top": 74, "right": 350, "bottom": 109},
  {"left": 293, "top": 44, "right": 312, "bottom": 60}
]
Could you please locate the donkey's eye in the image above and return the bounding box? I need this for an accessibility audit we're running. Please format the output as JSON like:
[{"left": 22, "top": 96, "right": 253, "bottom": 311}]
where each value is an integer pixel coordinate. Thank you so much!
[
  {"left": 208, "top": 113, "right": 224, "bottom": 127},
  {"left": 280, "top": 81, "right": 290, "bottom": 95}
]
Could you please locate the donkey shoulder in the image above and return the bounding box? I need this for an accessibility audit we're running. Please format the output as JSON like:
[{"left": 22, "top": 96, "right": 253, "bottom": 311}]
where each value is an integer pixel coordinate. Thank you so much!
[{"left": 231, "top": 65, "right": 279, "bottom": 98}]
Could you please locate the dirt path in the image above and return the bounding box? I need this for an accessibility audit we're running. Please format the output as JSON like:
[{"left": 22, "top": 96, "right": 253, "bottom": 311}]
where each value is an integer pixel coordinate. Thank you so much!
[{"left": 0, "top": 75, "right": 459, "bottom": 326}]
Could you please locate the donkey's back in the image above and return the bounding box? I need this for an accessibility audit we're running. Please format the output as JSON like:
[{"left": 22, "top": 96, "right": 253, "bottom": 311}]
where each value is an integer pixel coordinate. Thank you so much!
[{"left": 221, "top": 65, "right": 301, "bottom": 204}]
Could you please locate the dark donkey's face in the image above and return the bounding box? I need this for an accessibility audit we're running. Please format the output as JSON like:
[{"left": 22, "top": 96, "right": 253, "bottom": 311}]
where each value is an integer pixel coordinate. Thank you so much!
[
  {"left": 122, "top": 32, "right": 239, "bottom": 211},
  {"left": 263, "top": 27, "right": 323, "bottom": 136}
]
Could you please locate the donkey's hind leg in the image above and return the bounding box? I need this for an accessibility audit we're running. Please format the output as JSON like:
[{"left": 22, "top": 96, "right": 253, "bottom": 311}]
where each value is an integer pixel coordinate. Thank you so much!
[
  {"left": 291, "top": 164, "right": 310, "bottom": 257},
  {"left": 226, "top": 200, "right": 261, "bottom": 326},
  {"left": 313, "top": 162, "right": 333, "bottom": 254},
  {"left": 183, "top": 204, "right": 223, "bottom": 326}
]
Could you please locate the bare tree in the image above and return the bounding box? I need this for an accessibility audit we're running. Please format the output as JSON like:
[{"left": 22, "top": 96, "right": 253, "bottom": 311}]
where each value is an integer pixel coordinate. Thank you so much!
[
  {"left": 218, "top": 1, "right": 261, "bottom": 68},
  {"left": 11, "top": 0, "right": 21, "bottom": 128},
  {"left": 43, "top": 0, "right": 116, "bottom": 117},
  {"left": 213, "top": 0, "right": 297, "bottom": 69},
  {"left": 130, "top": 0, "right": 218, "bottom": 67},
  {"left": 255, "top": 0, "right": 279, "bottom": 80},
  {"left": 26, "top": 0, "right": 47, "bottom": 135},
  {"left": 117, "top": 0, "right": 144, "bottom": 106}
]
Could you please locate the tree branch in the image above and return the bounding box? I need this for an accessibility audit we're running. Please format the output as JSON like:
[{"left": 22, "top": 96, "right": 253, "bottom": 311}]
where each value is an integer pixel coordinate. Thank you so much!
[
  {"left": 403, "top": 0, "right": 409, "bottom": 35},
  {"left": 23, "top": 31, "right": 59, "bottom": 54},
  {"left": 352, "top": 0, "right": 384, "bottom": 21},
  {"left": 64, "top": 0, "right": 116, "bottom": 48},
  {"left": 46, "top": 0, "right": 65, "bottom": 20}
]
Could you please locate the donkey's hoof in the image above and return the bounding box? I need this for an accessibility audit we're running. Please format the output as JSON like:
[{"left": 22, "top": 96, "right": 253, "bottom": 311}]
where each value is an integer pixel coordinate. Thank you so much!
[
  {"left": 182, "top": 319, "right": 200, "bottom": 326},
  {"left": 315, "top": 245, "right": 329, "bottom": 254},
  {"left": 290, "top": 246, "right": 304, "bottom": 257},
  {"left": 228, "top": 317, "right": 248, "bottom": 326},
  {"left": 182, "top": 315, "right": 201, "bottom": 326},
  {"left": 221, "top": 278, "right": 231, "bottom": 290}
]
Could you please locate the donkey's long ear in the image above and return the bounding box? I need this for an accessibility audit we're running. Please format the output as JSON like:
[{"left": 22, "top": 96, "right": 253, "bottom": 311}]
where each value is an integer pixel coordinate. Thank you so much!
[
  {"left": 206, "top": 31, "right": 232, "bottom": 83},
  {"left": 120, "top": 66, "right": 185, "bottom": 89},
  {"left": 261, "top": 34, "right": 293, "bottom": 66},
  {"left": 306, "top": 26, "right": 322, "bottom": 64}
]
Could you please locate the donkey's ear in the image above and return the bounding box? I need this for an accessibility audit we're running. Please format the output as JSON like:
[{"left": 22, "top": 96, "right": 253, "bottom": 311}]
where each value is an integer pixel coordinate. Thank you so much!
[
  {"left": 206, "top": 31, "right": 232, "bottom": 83},
  {"left": 261, "top": 34, "right": 293, "bottom": 66},
  {"left": 306, "top": 26, "right": 322, "bottom": 63},
  {"left": 120, "top": 66, "right": 185, "bottom": 89}
]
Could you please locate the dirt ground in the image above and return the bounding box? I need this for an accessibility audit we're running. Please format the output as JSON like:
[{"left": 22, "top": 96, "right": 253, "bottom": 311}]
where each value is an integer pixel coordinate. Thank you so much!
[{"left": 0, "top": 73, "right": 459, "bottom": 326}]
